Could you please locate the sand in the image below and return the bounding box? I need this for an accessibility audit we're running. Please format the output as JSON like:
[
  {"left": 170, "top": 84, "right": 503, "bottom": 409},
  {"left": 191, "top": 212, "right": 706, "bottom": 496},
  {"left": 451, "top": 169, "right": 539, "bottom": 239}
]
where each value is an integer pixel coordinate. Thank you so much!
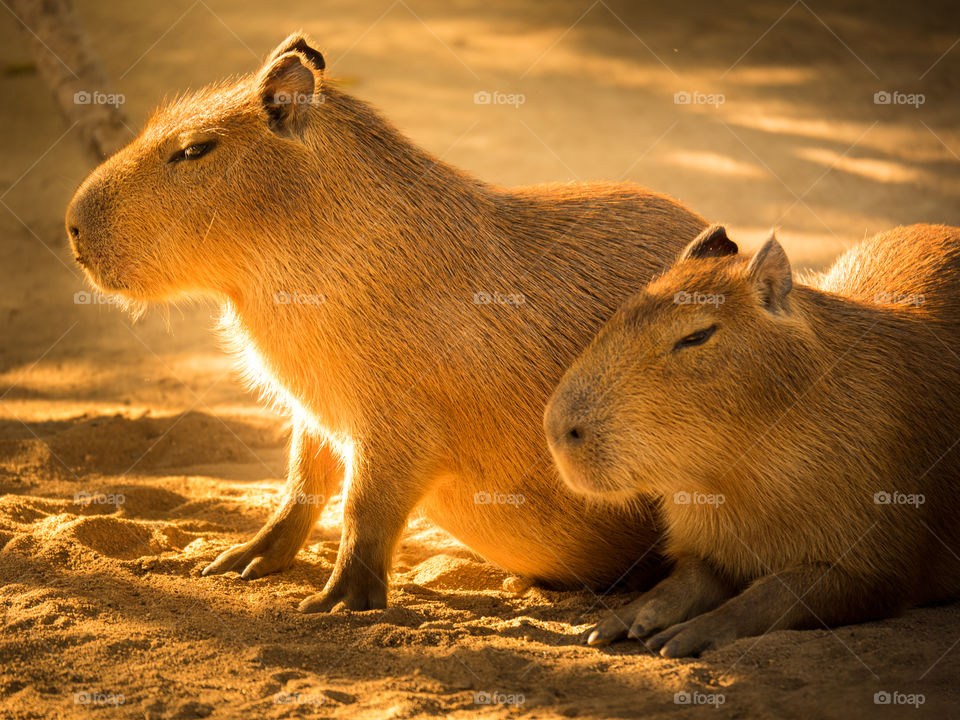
[{"left": 1, "top": 0, "right": 959, "bottom": 717}]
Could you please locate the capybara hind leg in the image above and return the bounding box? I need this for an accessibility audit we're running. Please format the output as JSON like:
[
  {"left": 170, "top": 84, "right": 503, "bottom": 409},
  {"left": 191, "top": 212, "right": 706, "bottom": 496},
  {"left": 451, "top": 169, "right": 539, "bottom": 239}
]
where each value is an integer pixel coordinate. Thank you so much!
[
  {"left": 298, "top": 454, "right": 429, "bottom": 613},
  {"left": 649, "top": 564, "right": 897, "bottom": 658},
  {"left": 203, "top": 430, "right": 343, "bottom": 579},
  {"left": 586, "top": 555, "right": 733, "bottom": 646}
]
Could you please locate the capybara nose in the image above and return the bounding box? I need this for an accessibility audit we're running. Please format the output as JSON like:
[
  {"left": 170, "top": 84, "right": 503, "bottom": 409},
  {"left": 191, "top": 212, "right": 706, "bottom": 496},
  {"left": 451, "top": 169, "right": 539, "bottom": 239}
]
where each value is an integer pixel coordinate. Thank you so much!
[
  {"left": 564, "top": 424, "right": 588, "bottom": 447},
  {"left": 66, "top": 195, "right": 88, "bottom": 260},
  {"left": 66, "top": 218, "right": 85, "bottom": 263},
  {"left": 545, "top": 400, "right": 590, "bottom": 450}
]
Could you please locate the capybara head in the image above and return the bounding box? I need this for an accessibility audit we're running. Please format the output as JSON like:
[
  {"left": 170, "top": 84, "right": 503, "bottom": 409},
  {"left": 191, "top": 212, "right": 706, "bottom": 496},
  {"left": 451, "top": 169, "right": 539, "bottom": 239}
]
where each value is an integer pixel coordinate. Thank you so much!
[
  {"left": 65, "top": 33, "right": 329, "bottom": 305},
  {"left": 544, "top": 225, "right": 816, "bottom": 499}
]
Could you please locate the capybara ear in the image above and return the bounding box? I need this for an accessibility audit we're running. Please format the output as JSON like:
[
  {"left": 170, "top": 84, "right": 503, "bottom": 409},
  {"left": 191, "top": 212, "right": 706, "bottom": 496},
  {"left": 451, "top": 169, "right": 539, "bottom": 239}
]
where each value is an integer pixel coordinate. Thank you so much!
[
  {"left": 267, "top": 32, "right": 326, "bottom": 72},
  {"left": 746, "top": 232, "right": 793, "bottom": 312},
  {"left": 679, "top": 225, "right": 739, "bottom": 262},
  {"left": 256, "top": 51, "right": 319, "bottom": 137}
]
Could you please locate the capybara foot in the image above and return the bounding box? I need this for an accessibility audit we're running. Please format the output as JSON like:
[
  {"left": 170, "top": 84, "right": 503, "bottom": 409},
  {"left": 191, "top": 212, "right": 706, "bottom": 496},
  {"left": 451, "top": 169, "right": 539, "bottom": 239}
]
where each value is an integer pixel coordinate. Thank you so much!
[
  {"left": 202, "top": 534, "right": 298, "bottom": 579},
  {"left": 586, "top": 594, "right": 679, "bottom": 647},
  {"left": 585, "top": 556, "right": 734, "bottom": 647},
  {"left": 298, "top": 574, "right": 387, "bottom": 613},
  {"left": 645, "top": 613, "right": 738, "bottom": 658}
]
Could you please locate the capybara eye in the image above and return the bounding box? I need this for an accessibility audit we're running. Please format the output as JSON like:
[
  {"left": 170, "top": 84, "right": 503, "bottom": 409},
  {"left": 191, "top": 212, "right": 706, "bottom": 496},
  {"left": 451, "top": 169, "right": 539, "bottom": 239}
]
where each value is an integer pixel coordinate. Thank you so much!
[
  {"left": 168, "top": 141, "right": 216, "bottom": 164},
  {"left": 672, "top": 324, "right": 717, "bottom": 351}
]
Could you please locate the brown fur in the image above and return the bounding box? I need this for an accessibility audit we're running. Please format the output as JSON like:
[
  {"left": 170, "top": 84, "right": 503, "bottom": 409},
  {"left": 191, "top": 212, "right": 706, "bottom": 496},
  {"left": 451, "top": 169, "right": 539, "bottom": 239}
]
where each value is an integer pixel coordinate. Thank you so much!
[
  {"left": 64, "top": 33, "right": 708, "bottom": 611},
  {"left": 545, "top": 223, "right": 960, "bottom": 655}
]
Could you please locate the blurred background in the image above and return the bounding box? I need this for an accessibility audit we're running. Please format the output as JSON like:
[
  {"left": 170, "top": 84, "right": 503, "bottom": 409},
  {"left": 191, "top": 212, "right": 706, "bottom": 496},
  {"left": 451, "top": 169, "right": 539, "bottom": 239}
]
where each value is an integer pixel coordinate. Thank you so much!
[{"left": 1, "top": 2, "right": 959, "bottom": 717}]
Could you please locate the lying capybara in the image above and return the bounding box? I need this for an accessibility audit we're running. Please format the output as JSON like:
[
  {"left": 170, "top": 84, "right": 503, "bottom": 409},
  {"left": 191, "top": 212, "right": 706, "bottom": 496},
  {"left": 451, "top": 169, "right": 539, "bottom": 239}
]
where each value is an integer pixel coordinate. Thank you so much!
[
  {"left": 545, "top": 223, "right": 960, "bottom": 656},
  {"left": 65, "top": 33, "right": 708, "bottom": 611}
]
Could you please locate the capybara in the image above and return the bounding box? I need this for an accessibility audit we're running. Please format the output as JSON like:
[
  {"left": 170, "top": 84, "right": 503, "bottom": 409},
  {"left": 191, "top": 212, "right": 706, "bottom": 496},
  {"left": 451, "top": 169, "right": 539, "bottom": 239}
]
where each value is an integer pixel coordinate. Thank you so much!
[
  {"left": 545, "top": 223, "right": 960, "bottom": 656},
  {"left": 65, "top": 33, "right": 708, "bottom": 611}
]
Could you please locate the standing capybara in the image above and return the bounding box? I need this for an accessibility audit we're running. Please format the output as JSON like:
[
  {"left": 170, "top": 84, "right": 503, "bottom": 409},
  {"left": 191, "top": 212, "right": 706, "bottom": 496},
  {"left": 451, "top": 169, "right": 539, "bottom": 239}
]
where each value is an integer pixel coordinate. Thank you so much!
[
  {"left": 545, "top": 223, "right": 960, "bottom": 656},
  {"left": 65, "top": 33, "right": 708, "bottom": 611}
]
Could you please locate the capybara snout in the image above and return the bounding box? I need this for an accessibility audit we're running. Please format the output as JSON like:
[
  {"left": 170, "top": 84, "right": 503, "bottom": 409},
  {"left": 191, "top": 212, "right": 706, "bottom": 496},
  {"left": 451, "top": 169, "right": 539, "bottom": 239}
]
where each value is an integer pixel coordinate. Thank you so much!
[
  {"left": 64, "top": 132, "right": 228, "bottom": 301},
  {"left": 544, "top": 378, "right": 619, "bottom": 497},
  {"left": 66, "top": 160, "right": 149, "bottom": 293},
  {"left": 66, "top": 166, "right": 122, "bottom": 286},
  {"left": 543, "top": 340, "right": 651, "bottom": 499}
]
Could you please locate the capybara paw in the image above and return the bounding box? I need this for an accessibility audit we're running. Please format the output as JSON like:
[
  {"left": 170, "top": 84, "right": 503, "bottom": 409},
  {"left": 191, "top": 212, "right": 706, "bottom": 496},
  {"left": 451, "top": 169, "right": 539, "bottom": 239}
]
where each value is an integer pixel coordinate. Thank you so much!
[
  {"left": 202, "top": 537, "right": 294, "bottom": 579},
  {"left": 298, "top": 579, "right": 387, "bottom": 613},
  {"left": 647, "top": 616, "right": 735, "bottom": 658},
  {"left": 586, "top": 597, "right": 673, "bottom": 647},
  {"left": 585, "top": 612, "right": 632, "bottom": 646}
]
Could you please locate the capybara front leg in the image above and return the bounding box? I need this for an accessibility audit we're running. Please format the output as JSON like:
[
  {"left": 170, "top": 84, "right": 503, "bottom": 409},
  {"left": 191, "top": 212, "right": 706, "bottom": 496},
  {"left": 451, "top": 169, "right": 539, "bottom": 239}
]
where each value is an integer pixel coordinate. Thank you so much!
[
  {"left": 203, "top": 428, "right": 343, "bottom": 579},
  {"left": 648, "top": 564, "right": 898, "bottom": 657},
  {"left": 298, "top": 452, "right": 428, "bottom": 613},
  {"left": 586, "top": 555, "right": 733, "bottom": 646}
]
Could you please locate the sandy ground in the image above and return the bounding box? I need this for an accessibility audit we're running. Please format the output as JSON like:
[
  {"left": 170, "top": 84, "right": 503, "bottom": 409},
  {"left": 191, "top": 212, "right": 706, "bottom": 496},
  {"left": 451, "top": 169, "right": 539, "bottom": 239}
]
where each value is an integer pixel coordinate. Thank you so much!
[{"left": 2, "top": 0, "right": 960, "bottom": 718}]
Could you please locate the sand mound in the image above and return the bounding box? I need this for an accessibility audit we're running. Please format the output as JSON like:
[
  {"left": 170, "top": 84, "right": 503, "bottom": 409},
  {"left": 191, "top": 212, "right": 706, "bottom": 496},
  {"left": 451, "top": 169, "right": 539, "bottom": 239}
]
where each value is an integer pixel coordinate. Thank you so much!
[
  {"left": 0, "top": 411, "right": 286, "bottom": 484},
  {"left": 408, "top": 555, "right": 508, "bottom": 591},
  {"left": 0, "top": 493, "right": 204, "bottom": 564}
]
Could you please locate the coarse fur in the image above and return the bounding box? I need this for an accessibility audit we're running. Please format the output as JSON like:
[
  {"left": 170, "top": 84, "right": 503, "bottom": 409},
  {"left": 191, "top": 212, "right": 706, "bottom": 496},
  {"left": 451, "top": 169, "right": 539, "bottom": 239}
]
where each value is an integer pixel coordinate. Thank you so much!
[
  {"left": 65, "top": 33, "right": 708, "bottom": 611},
  {"left": 545, "top": 223, "right": 960, "bottom": 655}
]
